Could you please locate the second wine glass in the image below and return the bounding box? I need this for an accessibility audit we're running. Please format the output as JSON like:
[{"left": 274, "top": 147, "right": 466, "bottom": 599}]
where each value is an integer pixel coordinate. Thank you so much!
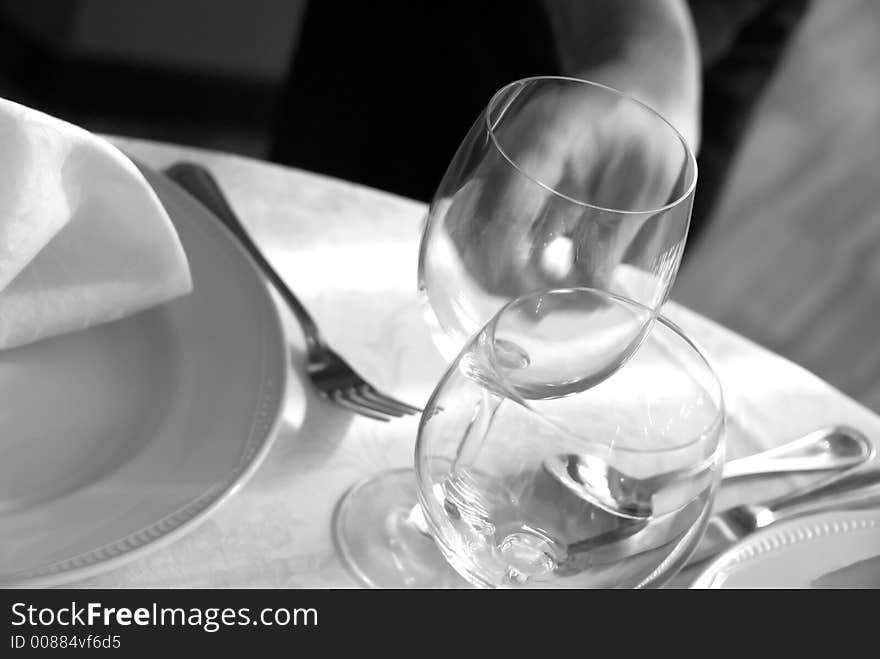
[
  {"left": 335, "top": 288, "right": 725, "bottom": 588},
  {"left": 416, "top": 288, "right": 725, "bottom": 588}
]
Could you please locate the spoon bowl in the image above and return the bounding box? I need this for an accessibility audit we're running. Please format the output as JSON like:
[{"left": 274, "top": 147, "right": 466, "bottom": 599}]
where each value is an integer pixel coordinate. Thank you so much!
[{"left": 543, "top": 425, "right": 873, "bottom": 520}]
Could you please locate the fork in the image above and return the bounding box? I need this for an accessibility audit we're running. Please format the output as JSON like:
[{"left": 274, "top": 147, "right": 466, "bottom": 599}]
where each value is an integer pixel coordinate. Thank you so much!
[{"left": 164, "top": 161, "right": 422, "bottom": 422}]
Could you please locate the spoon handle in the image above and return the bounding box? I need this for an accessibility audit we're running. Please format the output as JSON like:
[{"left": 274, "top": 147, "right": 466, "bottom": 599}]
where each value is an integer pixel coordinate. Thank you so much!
[
  {"left": 765, "top": 466, "right": 880, "bottom": 518},
  {"left": 721, "top": 425, "right": 873, "bottom": 480}
]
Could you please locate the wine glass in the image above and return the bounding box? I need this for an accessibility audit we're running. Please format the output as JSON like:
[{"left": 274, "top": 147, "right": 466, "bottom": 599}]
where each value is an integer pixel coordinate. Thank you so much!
[
  {"left": 335, "top": 288, "right": 724, "bottom": 588},
  {"left": 334, "top": 76, "right": 699, "bottom": 587},
  {"left": 415, "top": 288, "right": 724, "bottom": 588},
  {"left": 418, "top": 75, "right": 697, "bottom": 362}
]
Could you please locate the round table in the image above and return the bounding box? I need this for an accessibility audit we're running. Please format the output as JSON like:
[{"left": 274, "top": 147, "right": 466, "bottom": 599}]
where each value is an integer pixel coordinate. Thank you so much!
[{"left": 68, "top": 137, "right": 880, "bottom": 588}]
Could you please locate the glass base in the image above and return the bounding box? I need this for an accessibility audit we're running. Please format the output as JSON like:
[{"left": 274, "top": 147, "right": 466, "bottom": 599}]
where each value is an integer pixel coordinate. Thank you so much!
[{"left": 333, "top": 468, "right": 469, "bottom": 588}]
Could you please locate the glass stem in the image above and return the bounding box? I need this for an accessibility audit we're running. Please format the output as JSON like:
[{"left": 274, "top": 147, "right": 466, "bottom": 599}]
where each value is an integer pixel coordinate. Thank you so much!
[
  {"left": 408, "top": 388, "right": 504, "bottom": 538},
  {"left": 452, "top": 388, "right": 502, "bottom": 475}
]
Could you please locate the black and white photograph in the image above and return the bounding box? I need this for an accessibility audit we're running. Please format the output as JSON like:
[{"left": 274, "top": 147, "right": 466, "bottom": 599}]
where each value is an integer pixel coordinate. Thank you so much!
[{"left": 1, "top": 0, "right": 879, "bottom": 607}]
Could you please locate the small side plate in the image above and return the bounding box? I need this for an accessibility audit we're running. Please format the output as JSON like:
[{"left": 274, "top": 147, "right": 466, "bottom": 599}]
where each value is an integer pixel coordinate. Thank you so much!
[{"left": 691, "top": 508, "right": 880, "bottom": 588}]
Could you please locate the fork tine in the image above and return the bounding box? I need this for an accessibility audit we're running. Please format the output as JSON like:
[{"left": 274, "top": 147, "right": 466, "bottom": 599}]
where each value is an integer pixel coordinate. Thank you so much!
[
  {"left": 349, "top": 386, "right": 408, "bottom": 417},
  {"left": 360, "top": 386, "right": 423, "bottom": 415},
  {"left": 330, "top": 390, "right": 391, "bottom": 422}
]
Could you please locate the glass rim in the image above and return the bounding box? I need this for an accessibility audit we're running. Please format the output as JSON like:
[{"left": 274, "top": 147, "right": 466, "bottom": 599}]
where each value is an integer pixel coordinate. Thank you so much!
[
  {"left": 482, "top": 286, "right": 725, "bottom": 453},
  {"left": 485, "top": 75, "right": 699, "bottom": 216}
]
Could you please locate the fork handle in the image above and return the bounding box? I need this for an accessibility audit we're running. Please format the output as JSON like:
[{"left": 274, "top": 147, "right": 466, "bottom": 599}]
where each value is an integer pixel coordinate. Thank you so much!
[{"left": 165, "top": 161, "right": 323, "bottom": 354}]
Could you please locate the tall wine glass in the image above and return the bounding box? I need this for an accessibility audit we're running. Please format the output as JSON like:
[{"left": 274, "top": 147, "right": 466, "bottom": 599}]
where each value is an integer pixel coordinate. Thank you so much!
[
  {"left": 334, "top": 76, "right": 698, "bottom": 587},
  {"left": 416, "top": 288, "right": 724, "bottom": 588}
]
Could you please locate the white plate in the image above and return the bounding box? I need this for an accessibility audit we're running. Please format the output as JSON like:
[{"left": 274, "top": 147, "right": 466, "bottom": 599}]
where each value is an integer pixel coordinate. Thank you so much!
[
  {"left": 0, "top": 164, "right": 288, "bottom": 587},
  {"left": 691, "top": 508, "right": 880, "bottom": 588}
]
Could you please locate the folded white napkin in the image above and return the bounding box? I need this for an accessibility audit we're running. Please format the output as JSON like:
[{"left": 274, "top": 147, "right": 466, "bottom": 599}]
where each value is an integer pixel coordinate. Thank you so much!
[{"left": 0, "top": 98, "right": 192, "bottom": 350}]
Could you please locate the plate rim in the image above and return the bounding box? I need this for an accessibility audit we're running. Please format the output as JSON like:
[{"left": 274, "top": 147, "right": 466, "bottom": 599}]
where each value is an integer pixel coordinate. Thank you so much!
[
  {"left": 690, "top": 507, "right": 880, "bottom": 589},
  {"left": 0, "top": 162, "right": 289, "bottom": 588}
]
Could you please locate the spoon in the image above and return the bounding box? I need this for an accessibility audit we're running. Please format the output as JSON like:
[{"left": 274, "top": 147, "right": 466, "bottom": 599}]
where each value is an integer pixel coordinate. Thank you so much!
[
  {"left": 564, "top": 463, "right": 880, "bottom": 574},
  {"left": 542, "top": 425, "right": 874, "bottom": 521}
]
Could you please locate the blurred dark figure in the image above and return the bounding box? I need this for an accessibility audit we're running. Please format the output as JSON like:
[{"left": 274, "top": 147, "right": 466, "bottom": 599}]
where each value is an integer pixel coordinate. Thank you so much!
[
  {"left": 271, "top": 0, "right": 809, "bottom": 245},
  {"left": 0, "top": 0, "right": 810, "bottom": 245}
]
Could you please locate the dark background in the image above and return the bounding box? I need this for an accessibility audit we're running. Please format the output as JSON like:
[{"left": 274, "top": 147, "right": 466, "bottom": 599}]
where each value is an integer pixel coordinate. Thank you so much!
[
  {"left": 0, "top": 0, "right": 298, "bottom": 157},
  {"left": 1, "top": 0, "right": 879, "bottom": 412}
]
